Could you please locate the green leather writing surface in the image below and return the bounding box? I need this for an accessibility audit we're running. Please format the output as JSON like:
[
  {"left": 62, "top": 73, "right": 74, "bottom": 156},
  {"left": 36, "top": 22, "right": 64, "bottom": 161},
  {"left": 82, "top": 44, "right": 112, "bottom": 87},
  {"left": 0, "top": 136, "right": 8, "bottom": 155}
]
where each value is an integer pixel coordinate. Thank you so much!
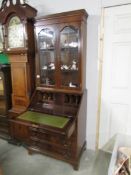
[{"left": 18, "top": 111, "right": 69, "bottom": 128}]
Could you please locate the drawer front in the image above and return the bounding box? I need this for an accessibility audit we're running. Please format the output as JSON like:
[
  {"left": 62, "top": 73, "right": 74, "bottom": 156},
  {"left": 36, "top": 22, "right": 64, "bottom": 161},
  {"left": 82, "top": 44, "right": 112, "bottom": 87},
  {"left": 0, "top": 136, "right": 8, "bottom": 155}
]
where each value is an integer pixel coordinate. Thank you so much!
[
  {"left": 29, "top": 127, "right": 68, "bottom": 146},
  {"left": 28, "top": 123, "right": 76, "bottom": 160},
  {"left": 30, "top": 139, "right": 72, "bottom": 159}
]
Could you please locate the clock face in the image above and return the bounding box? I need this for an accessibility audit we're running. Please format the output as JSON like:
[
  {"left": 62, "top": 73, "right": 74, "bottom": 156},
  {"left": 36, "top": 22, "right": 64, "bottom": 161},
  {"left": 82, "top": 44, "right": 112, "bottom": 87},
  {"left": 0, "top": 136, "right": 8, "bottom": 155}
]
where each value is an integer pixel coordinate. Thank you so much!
[{"left": 8, "top": 16, "right": 25, "bottom": 49}]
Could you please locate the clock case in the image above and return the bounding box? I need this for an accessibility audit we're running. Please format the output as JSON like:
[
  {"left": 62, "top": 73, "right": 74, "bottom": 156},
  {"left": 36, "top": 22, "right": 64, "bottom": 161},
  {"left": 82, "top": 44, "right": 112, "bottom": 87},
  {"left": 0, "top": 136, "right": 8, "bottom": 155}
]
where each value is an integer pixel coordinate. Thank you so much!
[{"left": 0, "top": 0, "right": 37, "bottom": 115}]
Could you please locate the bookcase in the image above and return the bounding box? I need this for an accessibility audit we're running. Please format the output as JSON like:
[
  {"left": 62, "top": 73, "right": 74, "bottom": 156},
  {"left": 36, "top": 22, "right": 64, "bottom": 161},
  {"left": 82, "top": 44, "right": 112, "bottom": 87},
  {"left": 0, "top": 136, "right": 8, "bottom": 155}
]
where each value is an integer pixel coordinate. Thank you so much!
[{"left": 10, "top": 9, "right": 88, "bottom": 170}]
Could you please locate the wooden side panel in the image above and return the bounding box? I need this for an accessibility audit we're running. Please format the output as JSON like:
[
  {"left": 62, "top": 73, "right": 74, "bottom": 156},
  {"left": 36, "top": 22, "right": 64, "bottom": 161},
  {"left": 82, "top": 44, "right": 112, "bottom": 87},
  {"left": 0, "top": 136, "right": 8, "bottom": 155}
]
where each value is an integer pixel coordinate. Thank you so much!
[
  {"left": 10, "top": 120, "right": 29, "bottom": 142},
  {"left": 77, "top": 89, "right": 87, "bottom": 155},
  {"left": 8, "top": 52, "right": 35, "bottom": 114}
]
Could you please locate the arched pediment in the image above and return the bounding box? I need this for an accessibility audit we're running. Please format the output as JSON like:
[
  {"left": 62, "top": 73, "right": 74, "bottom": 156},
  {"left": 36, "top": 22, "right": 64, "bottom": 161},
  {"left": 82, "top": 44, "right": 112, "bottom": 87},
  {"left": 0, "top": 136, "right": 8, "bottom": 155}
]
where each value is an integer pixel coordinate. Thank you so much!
[{"left": 0, "top": 0, "right": 37, "bottom": 24}]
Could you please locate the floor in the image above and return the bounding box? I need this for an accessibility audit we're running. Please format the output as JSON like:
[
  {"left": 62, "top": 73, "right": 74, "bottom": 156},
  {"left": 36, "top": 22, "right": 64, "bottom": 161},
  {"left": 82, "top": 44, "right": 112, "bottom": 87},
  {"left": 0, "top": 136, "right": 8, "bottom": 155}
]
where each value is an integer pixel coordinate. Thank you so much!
[{"left": 0, "top": 139, "right": 111, "bottom": 175}]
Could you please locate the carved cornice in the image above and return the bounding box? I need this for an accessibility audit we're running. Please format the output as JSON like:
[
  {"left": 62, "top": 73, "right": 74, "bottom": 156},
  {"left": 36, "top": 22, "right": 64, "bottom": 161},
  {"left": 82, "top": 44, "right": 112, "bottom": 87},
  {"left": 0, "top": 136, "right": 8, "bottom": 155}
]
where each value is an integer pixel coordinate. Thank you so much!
[{"left": 0, "top": 0, "right": 37, "bottom": 24}]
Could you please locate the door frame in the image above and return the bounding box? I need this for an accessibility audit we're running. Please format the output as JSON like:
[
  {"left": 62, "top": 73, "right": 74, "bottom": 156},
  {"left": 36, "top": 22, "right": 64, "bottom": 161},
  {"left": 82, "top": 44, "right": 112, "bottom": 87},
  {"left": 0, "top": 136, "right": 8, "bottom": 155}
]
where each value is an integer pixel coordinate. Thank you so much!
[
  {"left": 96, "top": 3, "right": 131, "bottom": 150},
  {"left": 96, "top": 7, "right": 104, "bottom": 150}
]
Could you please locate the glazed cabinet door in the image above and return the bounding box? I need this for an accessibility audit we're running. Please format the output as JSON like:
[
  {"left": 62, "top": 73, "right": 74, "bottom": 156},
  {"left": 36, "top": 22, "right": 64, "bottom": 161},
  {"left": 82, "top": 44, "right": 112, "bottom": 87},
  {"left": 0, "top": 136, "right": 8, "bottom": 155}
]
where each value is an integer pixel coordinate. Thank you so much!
[
  {"left": 59, "top": 24, "right": 80, "bottom": 90},
  {"left": 36, "top": 26, "right": 57, "bottom": 87},
  {"left": 35, "top": 23, "right": 81, "bottom": 91}
]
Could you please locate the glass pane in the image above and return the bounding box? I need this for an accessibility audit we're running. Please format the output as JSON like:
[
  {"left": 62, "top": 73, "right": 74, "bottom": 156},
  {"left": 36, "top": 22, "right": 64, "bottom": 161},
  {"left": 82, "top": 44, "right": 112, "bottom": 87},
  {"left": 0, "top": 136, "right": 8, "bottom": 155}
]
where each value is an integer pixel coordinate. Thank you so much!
[
  {"left": 38, "top": 28, "right": 55, "bottom": 86},
  {"left": 60, "top": 26, "right": 79, "bottom": 88},
  {"left": 8, "top": 16, "right": 24, "bottom": 48},
  {"left": 0, "top": 25, "right": 4, "bottom": 52}
]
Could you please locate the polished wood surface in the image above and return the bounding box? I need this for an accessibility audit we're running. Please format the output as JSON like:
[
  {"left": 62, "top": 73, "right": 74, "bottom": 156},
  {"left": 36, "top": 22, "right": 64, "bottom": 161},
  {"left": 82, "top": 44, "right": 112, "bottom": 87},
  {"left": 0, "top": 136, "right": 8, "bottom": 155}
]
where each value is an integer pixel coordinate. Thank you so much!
[
  {"left": 35, "top": 9, "right": 88, "bottom": 91},
  {"left": 9, "top": 9, "right": 88, "bottom": 170},
  {"left": 10, "top": 89, "right": 87, "bottom": 170}
]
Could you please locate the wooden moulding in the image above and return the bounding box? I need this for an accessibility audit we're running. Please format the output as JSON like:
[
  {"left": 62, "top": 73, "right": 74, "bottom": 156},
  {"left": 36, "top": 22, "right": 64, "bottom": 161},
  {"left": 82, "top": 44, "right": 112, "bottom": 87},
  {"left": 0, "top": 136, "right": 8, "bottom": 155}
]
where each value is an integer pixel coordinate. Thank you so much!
[{"left": 0, "top": 0, "right": 37, "bottom": 24}]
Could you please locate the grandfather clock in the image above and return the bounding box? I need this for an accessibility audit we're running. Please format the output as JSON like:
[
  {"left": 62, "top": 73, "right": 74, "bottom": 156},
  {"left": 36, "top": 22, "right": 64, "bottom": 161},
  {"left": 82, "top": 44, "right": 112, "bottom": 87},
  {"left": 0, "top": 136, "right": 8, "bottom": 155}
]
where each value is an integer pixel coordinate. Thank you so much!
[{"left": 0, "top": 0, "right": 37, "bottom": 116}]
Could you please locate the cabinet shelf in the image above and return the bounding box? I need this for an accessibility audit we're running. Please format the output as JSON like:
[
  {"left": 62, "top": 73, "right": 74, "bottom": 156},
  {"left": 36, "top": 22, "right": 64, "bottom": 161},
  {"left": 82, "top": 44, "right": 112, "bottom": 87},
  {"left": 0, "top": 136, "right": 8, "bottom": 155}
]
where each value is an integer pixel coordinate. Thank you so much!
[
  {"left": 42, "top": 69, "right": 55, "bottom": 71},
  {"left": 40, "top": 48, "right": 55, "bottom": 51},
  {"left": 42, "top": 100, "right": 54, "bottom": 103},
  {"left": 42, "top": 68, "right": 78, "bottom": 73},
  {"left": 61, "top": 86, "right": 79, "bottom": 89},
  {"left": 61, "top": 47, "right": 78, "bottom": 50},
  {"left": 61, "top": 69, "right": 78, "bottom": 73}
]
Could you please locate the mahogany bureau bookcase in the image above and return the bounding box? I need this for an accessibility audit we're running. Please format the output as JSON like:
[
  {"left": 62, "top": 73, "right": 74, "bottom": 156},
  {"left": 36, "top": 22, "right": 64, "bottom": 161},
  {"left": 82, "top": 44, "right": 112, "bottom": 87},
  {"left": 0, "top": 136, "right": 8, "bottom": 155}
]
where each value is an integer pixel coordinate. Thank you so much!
[{"left": 10, "top": 9, "right": 88, "bottom": 170}]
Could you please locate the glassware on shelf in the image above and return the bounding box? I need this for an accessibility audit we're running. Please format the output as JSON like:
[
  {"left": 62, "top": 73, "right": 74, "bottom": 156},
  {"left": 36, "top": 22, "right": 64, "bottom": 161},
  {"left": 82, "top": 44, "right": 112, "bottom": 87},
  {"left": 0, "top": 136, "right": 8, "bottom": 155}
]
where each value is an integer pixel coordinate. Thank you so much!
[
  {"left": 42, "top": 65, "right": 48, "bottom": 70},
  {"left": 60, "top": 26, "right": 79, "bottom": 88},
  {"left": 38, "top": 28, "right": 56, "bottom": 86},
  {"left": 61, "top": 60, "right": 78, "bottom": 71},
  {"left": 42, "top": 62, "right": 55, "bottom": 70},
  {"left": 61, "top": 64, "right": 69, "bottom": 70},
  {"left": 70, "top": 60, "right": 78, "bottom": 70},
  {"left": 39, "top": 28, "right": 55, "bottom": 50},
  {"left": 48, "top": 62, "right": 55, "bottom": 70},
  {"left": 69, "top": 82, "right": 77, "bottom": 88}
]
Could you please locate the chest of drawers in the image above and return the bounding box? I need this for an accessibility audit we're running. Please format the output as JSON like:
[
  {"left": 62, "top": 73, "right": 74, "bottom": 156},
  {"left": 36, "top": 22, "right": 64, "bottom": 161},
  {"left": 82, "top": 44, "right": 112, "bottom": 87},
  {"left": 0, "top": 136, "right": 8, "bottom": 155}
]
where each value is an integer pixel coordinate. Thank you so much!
[{"left": 10, "top": 89, "right": 87, "bottom": 170}]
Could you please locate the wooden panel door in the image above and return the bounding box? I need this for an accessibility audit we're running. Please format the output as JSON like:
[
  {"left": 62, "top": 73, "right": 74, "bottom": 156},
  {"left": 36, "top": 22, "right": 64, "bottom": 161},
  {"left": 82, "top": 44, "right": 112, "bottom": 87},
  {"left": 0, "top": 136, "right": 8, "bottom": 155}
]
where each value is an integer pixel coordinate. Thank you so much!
[
  {"left": 35, "top": 25, "right": 57, "bottom": 88},
  {"left": 59, "top": 24, "right": 81, "bottom": 90},
  {"left": 10, "top": 55, "right": 30, "bottom": 113},
  {"left": 99, "top": 4, "right": 131, "bottom": 148}
]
